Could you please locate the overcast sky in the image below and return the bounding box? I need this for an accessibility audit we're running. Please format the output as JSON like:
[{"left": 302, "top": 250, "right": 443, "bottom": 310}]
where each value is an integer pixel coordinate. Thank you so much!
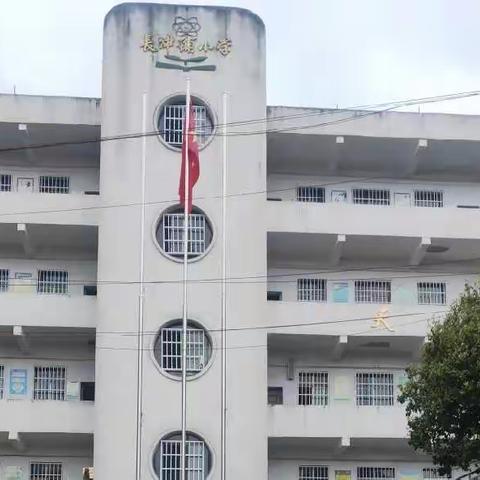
[{"left": 1, "top": 0, "right": 480, "bottom": 114}]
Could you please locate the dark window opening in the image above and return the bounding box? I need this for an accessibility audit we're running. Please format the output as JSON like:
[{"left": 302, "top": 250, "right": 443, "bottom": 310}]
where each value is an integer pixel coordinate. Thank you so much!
[{"left": 80, "top": 382, "right": 95, "bottom": 401}]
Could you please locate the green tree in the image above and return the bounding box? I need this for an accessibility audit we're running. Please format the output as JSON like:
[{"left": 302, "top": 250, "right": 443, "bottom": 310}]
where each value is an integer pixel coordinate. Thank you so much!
[{"left": 399, "top": 284, "right": 480, "bottom": 477}]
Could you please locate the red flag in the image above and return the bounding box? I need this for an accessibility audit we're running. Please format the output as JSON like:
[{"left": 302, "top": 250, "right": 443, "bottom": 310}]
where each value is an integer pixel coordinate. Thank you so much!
[{"left": 179, "top": 101, "right": 200, "bottom": 214}]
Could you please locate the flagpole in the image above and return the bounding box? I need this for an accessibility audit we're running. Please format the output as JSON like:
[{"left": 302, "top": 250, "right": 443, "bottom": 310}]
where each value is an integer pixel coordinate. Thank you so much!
[
  {"left": 221, "top": 91, "right": 228, "bottom": 480},
  {"left": 181, "top": 78, "right": 191, "bottom": 480},
  {"left": 135, "top": 91, "right": 147, "bottom": 480}
]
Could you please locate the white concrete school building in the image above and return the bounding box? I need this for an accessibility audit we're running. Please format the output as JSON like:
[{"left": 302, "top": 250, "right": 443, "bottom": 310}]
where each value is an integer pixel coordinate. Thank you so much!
[{"left": 0, "top": 3, "right": 479, "bottom": 480}]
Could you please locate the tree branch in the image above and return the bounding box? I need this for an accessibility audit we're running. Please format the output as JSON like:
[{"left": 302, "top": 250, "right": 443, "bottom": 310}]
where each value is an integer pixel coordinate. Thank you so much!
[{"left": 455, "top": 467, "right": 480, "bottom": 480}]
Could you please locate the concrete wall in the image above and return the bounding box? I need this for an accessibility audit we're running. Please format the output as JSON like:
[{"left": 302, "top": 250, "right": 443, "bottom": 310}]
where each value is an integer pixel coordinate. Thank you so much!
[
  {"left": 268, "top": 174, "right": 480, "bottom": 207},
  {"left": 0, "top": 258, "right": 97, "bottom": 296},
  {"left": 97, "top": 4, "right": 266, "bottom": 480},
  {"left": 269, "top": 461, "right": 451, "bottom": 480},
  {"left": 0, "top": 456, "right": 92, "bottom": 480},
  {"left": 0, "top": 94, "right": 100, "bottom": 126},
  {"left": 268, "top": 268, "right": 475, "bottom": 305},
  {"left": 267, "top": 106, "right": 480, "bottom": 141},
  {"left": 0, "top": 356, "right": 95, "bottom": 434},
  {"left": 0, "top": 166, "right": 99, "bottom": 194},
  {"left": 268, "top": 356, "right": 408, "bottom": 439},
  {"left": 0, "top": 259, "right": 97, "bottom": 328}
]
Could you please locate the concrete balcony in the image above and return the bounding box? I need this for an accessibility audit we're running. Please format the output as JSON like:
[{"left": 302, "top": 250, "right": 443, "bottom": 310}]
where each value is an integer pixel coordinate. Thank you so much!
[
  {"left": 266, "top": 300, "right": 436, "bottom": 337},
  {"left": 0, "top": 400, "right": 94, "bottom": 435},
  {"left": 0, "top": 294, "right": 96, "bottom": 328},
  {"left": 267, "top": 113, "right": 480, "bottom": 180},
  {"left": 0, "top": 192, "right": 99, "bottom": 226},
  {"left": 268, "top": 403, "right": 407, "bottom": 439},
  {"left": 267, "top": 200, "right": 480, "bottom": 241}
]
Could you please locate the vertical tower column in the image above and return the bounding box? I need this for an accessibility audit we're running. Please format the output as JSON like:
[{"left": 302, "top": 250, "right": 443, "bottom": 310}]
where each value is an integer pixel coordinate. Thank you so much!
[{"left": 96, "top": 4, "right": 267, "bottom": 480}]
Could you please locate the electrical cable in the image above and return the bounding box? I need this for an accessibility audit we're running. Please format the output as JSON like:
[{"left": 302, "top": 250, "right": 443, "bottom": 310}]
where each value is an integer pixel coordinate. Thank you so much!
[
  {"left": 0, "top": 255, "right": 477, "bottom": 287},
  {"left": 0, "top": 90, "right": 478, "bottom": 154},
  {"left": 3, "top": 309, "right": 447, "bottom": 339}
]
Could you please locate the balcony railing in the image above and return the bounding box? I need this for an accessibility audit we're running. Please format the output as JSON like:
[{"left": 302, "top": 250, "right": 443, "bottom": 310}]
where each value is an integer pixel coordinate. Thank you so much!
[
  {"left": 266, "top": 199, "right": 480, "bottom": 240},
  {"left": 0, "top": 399, "right": 94, "bottom": 434}
]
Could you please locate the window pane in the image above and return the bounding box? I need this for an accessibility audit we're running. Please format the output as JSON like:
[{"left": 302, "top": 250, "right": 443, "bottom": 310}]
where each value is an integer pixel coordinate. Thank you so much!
[
  {"left": 356, "top": 373, "right": 394, "bottom": 406},
  {"left": 37, "top": 270, "right": 69, "bottom": 295},
  {"left": 30, "top": 463, "right": 63, "bottom": 480},
  {"left": 33, "top": 366, "right": 66, "bottom": 400},
  {"left": 353, "top": 189, "right": 390, "bottom": 205},
  {"left": 299, "top": 466, "right": 329, "bottom": 480},
  {"left": 297, "top": 279, "right": 327, "bottom": 302},
  {"left": 163, "top": 214, "right": 206, "bottom": 257},
  {"left": 39, "top": 176, "right": 70, "bottom": 194},
  {"left": 414, "top": 191, "right": 443, "bottom": 208},
  {"left": 297, "top": 187, "right": 325, "bottom": 203},
  {"left": 417, "top": 282, "right": 446, "bottom": 305},
  {"left": 161, "top": 328, "right": 206, "bottom": 374},
  {"left": 298, "top": 371, "right": 328, "bottom": 406},
  {"left": 354, "top": 281, "right": 391, "bottom": 303},
  {"left": 160, "top": 440, "right": 206, "bottom": 480},
  {"left": 163, "top": 104, "right": 211, "bottom": 146},
  {"left": 0, "top": 174, "right": 12, "bottom": 192}
]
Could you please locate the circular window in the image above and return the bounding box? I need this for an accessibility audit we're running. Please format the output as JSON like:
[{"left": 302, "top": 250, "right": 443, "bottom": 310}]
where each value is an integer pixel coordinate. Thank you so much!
[
  {"left": 157, "top": 95, "right": 215, "bottom": 149},
  {"left": 155, "top": 204, "right": 214, "bottom": 262},
  {"left": 152, "top": 431, "right": 212, "bottom": 479},
  {"left": 154, "top": 320, "right": 212, "bottom": 378}
]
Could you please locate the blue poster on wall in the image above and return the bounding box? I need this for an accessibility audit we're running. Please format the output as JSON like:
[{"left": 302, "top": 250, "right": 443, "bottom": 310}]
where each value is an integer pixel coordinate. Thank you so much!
[
  {"left": 333, "top": 282, "right": 349, "bottom": 303},
  {"left": 9, "top": 368, "right": 28, "bottom": 396}
]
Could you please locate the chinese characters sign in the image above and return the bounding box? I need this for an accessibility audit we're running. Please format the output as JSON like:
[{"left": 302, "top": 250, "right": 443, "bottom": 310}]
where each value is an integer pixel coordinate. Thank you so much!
[{"left": 140, "top": 16, "right": 232, "bottom": 72}]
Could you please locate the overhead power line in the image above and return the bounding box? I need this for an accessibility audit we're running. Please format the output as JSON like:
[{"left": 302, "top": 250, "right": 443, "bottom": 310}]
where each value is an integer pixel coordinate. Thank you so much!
[
  {"left": 0, "top": 90, "right": 478, "bottom": 154},
  {"left": 0, "top": 256, "right": 478, "bottom": 287},
  {"left": 0, "top": 175, "right": 384, "bottom": 217},
  {"left": 1, "top": 308, "right": 446, "bottom": 339}
]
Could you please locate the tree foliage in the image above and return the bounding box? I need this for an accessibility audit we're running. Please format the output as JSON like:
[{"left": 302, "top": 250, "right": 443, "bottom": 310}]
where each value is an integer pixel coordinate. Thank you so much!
[{"left": 399, "top": 284, "right": 480, "bottom": 476}]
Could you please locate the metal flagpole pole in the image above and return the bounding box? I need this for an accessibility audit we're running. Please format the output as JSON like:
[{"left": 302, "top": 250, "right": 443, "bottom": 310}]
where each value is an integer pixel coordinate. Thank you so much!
[
  {"left": 181, "top": 78, "right": 191, "bottom": 480},
  {"left": 221, "top": 91, "right": 228, "bottom": 480},
  {"left": 135, "top": 92, "right": 148, "bottom": 480}
]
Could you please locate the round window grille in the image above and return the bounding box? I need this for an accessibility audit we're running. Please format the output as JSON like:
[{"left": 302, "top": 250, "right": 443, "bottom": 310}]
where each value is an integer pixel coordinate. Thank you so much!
[
  {"left": 158, "top": 95, "right": 214, "bottom": 149},
  {"left": 152, "top": 431, "right": 212, "bottom": 479},
  {"left": 154, "top": 320, "right": 212, "bottom": 377},
  {"left": 155, "top": 205, "right": 214, "bottom": 261}
]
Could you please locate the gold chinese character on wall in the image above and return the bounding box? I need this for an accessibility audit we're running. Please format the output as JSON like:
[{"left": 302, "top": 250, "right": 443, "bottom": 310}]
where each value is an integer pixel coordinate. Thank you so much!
[{"left": 141, "top": 16, "right": 233, "bottom": 72}]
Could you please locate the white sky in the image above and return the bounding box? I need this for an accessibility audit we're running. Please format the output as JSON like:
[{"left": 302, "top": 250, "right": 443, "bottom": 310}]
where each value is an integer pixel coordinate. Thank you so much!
[{"left": 1, "top": 0, "right": 480, "bottom": 113}]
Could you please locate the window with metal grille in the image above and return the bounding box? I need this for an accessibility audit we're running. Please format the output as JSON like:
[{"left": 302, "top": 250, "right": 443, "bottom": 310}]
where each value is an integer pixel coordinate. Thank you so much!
[
  {"left": 298, "top": 371, "right": 329, "bottom": 406},
  {"left": 297, "top": 279, "right": 327, "bottom": 302},
  {"left": 297, "top": 187, "right": 325, "bottom": 203},
  {"left": 415, "top": 190, "right": 443, "bottom": 208},
  {"left": 0, "top": 174, "right": 12, "bottom": 192},
  {"left": 357, "top": 467, "right": 395, "bottom": 480},
  {"left": 160, "top": 326, "right": 208, "bottom": 374},
  {"left": 37, "top": 270, "right": 68, "bottom": 295},
  {"left": 0, "top": 365, "right": 4, "bottom": 399},
  {"left": 39, "top": 176, "right": 70, "bottom": 194},
  {"left": 154, "top": 434, "right": 210, "bottom": 480},
  {"left": 33, "top": 366, "right": 66, "bottom": 400},
  {"left": 0, "top": 269, "right": 9, "bottom": 292},
  {"left": 423, "top": 469, "right": 451, "bottom": 480},
  {"left": 355, "top": 280, "right": 391, "bottom": 303},
  {"left": 30, "top": 463, "right": 62, "bottom": 480},
  {"left": 353, "top": 188, "right": 391, "bottom": 205},
  {"left": 162, "top": 213, "right": 206, "bottom": 257},
  {"left": 162, "top": 104, "right": 212, "bottom": 146},
  {"left": 356, "top": 373, "right": 394, "bottom": 406},
  {"left": 299, "top": 466, "right": 329, "bottom": 480},
  {"left": 417, "top": 282, "right": 446, "bottom": 305}
]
